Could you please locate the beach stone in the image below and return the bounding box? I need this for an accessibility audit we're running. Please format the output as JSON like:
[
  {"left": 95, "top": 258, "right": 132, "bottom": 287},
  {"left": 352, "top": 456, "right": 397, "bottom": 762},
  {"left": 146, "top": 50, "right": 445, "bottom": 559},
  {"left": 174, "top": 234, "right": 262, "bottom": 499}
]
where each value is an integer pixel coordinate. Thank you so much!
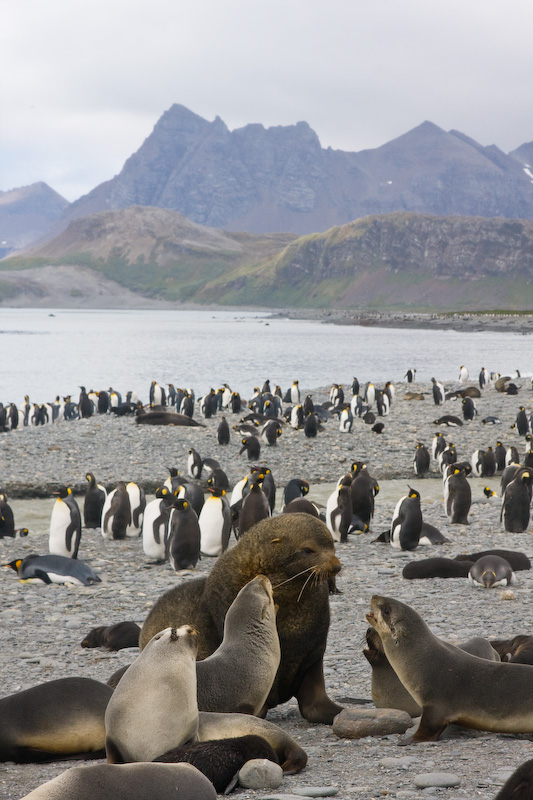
[
  {"left": 414, "top": 773, "right": 461, "bottom": 788},
  {"left": 238, "top": 759, "right": 284, "bottom": 789},
  {"left": 333, "top": 708, "right": 412, "bottom": 739},
  {"left": 292, "top": 788, "right": 339, "bottom": 797}
]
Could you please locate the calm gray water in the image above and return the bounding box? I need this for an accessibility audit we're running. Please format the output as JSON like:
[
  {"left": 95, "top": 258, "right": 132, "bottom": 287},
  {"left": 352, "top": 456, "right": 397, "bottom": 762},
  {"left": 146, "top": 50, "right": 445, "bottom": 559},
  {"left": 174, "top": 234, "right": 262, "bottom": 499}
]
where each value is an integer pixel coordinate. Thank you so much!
[{"left": 1, "top": 308, "right": 532, "bottom": 403}]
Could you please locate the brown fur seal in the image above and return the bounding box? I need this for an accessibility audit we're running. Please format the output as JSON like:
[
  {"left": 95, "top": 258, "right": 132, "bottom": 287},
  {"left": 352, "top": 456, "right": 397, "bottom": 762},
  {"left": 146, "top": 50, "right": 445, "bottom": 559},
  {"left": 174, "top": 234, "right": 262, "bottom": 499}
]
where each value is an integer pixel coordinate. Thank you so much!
[
  {"left": 140, "top": 513, "right": 342, "bottom": 724},
  {"left": 494, "top": 758, "right": 533, "bottom": 800},
  {"left": 197, "top": 711, "right": 307, "bottom": 773},
  {"left": 402, "top": 557, "right": 474, "bottom": 580},
  {"left": 453, "top": 549, "right": 531, "bottom": 571},
  {"left": 196, "top": 575, "right": 280, "bottom": 715},
  {"left": 20, "top": 762, "right": 216, "bottom": 800},
  {"left": 364, "top": 628, "right": 500, "bottom": 718},
  {"left": 367, "top": 595, "right": 533, "bottom": 744},
  {"left": 80, "top": 621, "right": 140, "bottom": 651},
  {"left": 491, "top": 635, "right": 533, "bottom": 665},
  {"left": 105, "top": 625, "right": 198, "bottom": 763},
  {"left": 0, "top": 677, "right": 112, "bottom": 762},
  {"left": 154, "top": 734, "right": 279, "bottom": 793}
]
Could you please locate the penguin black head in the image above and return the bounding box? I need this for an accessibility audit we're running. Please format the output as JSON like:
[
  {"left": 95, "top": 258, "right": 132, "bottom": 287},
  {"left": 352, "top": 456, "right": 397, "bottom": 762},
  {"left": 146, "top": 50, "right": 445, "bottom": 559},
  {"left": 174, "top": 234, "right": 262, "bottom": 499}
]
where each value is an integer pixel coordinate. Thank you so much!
[
  {"left": 483, "top": 487, "right": 496, "bottom": 498},
  {"left": 54, "top": 486, "right": 71, "bottom": 499},
  {"left": 3, "top": 559, "right": 22, "bottom": 574},
  {"left": 407, "top": 488, "right": 420, "bottom": 500}
]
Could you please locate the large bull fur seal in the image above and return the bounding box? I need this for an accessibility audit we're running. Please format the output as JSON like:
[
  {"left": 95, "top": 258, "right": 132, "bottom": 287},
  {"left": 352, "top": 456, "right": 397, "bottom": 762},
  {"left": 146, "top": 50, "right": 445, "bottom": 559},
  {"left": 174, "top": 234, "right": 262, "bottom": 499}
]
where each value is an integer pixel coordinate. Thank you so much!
[
  {"left": 139, "top": 513, "right": 342, "bottom": 724},
  {"left": 367, "top": 595, "right": 533, "bottom": 744}
]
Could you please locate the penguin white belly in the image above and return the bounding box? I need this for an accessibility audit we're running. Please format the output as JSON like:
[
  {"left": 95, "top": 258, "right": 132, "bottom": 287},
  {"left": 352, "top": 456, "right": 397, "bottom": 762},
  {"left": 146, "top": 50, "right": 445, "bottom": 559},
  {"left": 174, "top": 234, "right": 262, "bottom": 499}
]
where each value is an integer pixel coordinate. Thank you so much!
[
  {"left": 126, "top": 483, "right": 144, "bottom": 537},
  {"left": 229, "top": 477, "right": 247, "bottom": 507},
  {"left": 325, "top": 489, "right": 341, "bottom": 542},
  {"left": 49, "top": 500, "right": 74, "bottom": 557},
  {"left": 142, "top": 499, "right": 168, "bottom": 560},
  {"left": 390, "top": 497, "right": 405, "bottom": 550},
  {"left": 199, "top": 499, "right": 225, "bottom": 556}
]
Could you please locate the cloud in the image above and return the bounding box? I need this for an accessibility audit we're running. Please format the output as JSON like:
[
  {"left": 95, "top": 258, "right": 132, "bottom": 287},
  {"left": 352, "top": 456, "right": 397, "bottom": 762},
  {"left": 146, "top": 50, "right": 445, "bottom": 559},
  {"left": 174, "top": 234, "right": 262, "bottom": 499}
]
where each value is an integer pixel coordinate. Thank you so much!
[{"left": 2, "top": 0, "right": 532, "bottom": 201}]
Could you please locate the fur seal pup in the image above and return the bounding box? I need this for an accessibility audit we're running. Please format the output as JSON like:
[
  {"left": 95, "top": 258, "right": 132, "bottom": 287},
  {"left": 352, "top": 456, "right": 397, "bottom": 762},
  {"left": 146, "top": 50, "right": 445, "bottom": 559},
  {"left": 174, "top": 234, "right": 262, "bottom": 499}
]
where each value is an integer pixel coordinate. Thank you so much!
[
  {"left": 197, "top": 711, "right": 307, "bottom": 773},
  {"left": 468, "top": 554, "right": 516, "bottom": 588},
  {"left": 154, "top": 735, "right": 279, "bottom": 793},
  {"left": 139, "top": 514, "right": 342, "bottom": 724},
  {"left": 491, "top": 635, "right": 533, "bottom": 665},
  {"left": 105, "top": 625, "right": 199, "bottom": 763},
  {"left": 135, "top": 408, "right": 205, "bottom": 426},
  {"left": 402, "top": 557, "right": 474, "bottom": 580},
  {"left": 81, "top": 621, "right": 140, "bottom": 651},
  {"left": 20, "top": 762, "right": 216, "bottom": 800},
  {"left": 452, "top": 549, "right": 531, "bottom": 571},
  {"left": 367, "top": 594, "right": 533, "bottom": 743},
  {"left": 196, "top": 575, "right": 280, "bottom": 715},
  {"left": 0, "top": 677, "right": 112, "bottom": 762},
  {"left": 493, "top": 758, "right": 533, "bottom": 800}
]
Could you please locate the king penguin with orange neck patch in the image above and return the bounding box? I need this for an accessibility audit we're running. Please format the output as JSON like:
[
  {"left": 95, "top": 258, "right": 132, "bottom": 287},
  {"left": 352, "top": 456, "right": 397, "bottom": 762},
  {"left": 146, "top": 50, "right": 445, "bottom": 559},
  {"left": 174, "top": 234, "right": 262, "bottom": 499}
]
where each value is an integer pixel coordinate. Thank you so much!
[
  {"left": 49, "top": 486, "right": 82, "bottom": 558},
  {"left": 390, "top": 489, "right": 422, "bottom": 551}
]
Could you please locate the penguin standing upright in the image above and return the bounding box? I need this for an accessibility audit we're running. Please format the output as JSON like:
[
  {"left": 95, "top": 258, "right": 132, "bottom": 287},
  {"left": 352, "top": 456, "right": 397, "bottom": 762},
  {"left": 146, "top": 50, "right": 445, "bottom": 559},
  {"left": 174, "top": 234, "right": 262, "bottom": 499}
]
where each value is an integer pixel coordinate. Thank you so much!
[
  {"left": 479, "top": 367, "right": 489, "bottom": 389},
  {"left": 390, "top": 488, "right": 422, "bottom": 551},
  {"left": 495, "top": 440, "right": 507, "bottom": 471},
  {"left": 459, "top": 365, "right": 469, "bottom": 383},
  {"left": 0, "top": 492, "right": 17, "bottom": 538},
  {"left": 198, "top": 487, "right": 232, "bottom": 556},
  {"left": 260, "top": 419, "right": 282, "bottom": 446},
  {"left": 462, "top": 396, "right": 477, "bottom": 421},
  {"left": 167, "top": 498, "right": 201, "bottom": 571},
  {"left": 290, "top": 380, "right": 301, "bottom": 405},
  {"left": 413, "top": 443, "right": 431, "bottom": 476},
  {"left": 445, "top": 468, "right": 471, "bottom": 524},
  {"left": 187, "top": 448, "right": 203, "bottom": 479},
  {"left": 431, "top": 431, "right": 446, "bottom": 461},
  {"left": 78, "top": 387, "right": 93, "bottom": 419},
  {"left": 303, "top": 413, "right": 319, "bottom": 438},
  {"left": 83, "top": 473, "right": 107, "bottom": 529},
  {"left": 515, "top": 406, "right": 530, "bottom": 437},
  {"left": 438, "top": 443, "right": 457, "bottom": 473},
  {"left": 339, "top": 407, "right": 353, "bottom": 433},
  {"left": 501, "top": 470, "right": 533, "bottom": 532},
  {"left": 217, "top": 417, "right": 230, "bottom": 445},
  {"left": 142, "top": 486, "right": 174, "bottom": 561},
  {"left": 125, "top": 482, "right": 145, "bottom": 537},
  {"left": 49, "top": 487, "right": 82, "bottom": 559},
  {"left": 326, "top": 481, "right": 353, "bottom": 543},
  {"left": 238, "top": 482, "right": 271, "bottom": 536},
  {"left": 350, "top": 466, "right": 379, "bottom": 529},
  {"left": 431, "top": 378, "right": 445, "bottom": 405},
  {"left": 101, "top": 481, "right": 131, "bottom": 540},
  {"left": 404, "top": 369, "right": 416, "bottom": 383},
  {"left": 256, "top": 468, "right": 276, "bottom": 512}
]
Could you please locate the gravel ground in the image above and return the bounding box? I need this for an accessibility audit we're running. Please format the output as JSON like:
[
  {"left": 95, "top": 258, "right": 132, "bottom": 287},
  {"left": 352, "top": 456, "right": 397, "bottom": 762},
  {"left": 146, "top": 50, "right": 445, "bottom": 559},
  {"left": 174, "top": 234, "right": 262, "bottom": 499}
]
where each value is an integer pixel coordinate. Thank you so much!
[{"left": 1, "top": 379, "right": 533, "bottom": 799}]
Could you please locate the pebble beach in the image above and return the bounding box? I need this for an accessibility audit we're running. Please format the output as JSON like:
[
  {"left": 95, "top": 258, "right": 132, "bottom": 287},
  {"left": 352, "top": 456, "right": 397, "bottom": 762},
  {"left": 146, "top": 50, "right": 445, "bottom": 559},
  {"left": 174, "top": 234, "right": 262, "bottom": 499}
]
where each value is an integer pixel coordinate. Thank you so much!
[{"left": 1, "top": 378, "right": 533, "bottom": 799}]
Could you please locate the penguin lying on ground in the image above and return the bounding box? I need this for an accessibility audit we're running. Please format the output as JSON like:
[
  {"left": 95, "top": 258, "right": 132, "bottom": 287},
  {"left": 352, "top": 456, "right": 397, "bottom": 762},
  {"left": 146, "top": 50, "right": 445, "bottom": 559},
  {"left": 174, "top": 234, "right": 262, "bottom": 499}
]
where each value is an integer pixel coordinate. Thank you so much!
[{"left": 4, "top": 554, "right": 101, "bottom": 586}]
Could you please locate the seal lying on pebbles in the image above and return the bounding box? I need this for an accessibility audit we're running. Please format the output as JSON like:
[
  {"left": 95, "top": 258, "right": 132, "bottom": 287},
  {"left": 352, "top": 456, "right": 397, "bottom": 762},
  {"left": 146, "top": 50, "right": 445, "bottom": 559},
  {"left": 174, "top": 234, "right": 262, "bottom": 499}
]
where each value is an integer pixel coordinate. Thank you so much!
[
  {"left": 105, "top": 625, "right": 198, "bottom": 764},
  {"left": 0, "top": 678, "right": 113, "bottom": 762},
  {"left": 139, "top": 514, "right": 342, "bottom": 724},
  {"left": 196, "top": 711, "right": 307, "bottom": 773},
  {"left": 19, "top": 762, "right": 216, "bottom": 800},
  {"left": 367, "top": 595, "right": 533, "bottom": 744},
  {"left": 154, "top": 734, "right": 279, "bottom": 793},
  {"left": 363, "top": 627, "right": 500, "bottom": 717},
  {"left": 491, "top": 635, "right": 533, "bottom": 665},
  {"left": 81, "top": 621, "right": 141, "bottom": 651}
]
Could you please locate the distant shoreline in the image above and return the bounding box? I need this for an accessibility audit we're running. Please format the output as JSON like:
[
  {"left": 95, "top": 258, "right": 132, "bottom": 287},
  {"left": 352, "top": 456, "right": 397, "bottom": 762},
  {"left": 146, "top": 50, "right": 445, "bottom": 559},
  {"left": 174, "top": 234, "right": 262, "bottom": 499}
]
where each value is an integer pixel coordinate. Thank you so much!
[{"left": 277, "top": 309, "right": 533, "bottom": 334}]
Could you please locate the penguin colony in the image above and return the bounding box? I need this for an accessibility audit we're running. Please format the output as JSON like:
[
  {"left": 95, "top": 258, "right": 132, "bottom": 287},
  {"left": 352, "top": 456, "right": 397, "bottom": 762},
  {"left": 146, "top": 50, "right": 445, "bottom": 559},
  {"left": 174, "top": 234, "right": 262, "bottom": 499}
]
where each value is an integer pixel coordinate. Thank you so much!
[{"left": 3, "top": 366, "right": 533, "bottom": 797}]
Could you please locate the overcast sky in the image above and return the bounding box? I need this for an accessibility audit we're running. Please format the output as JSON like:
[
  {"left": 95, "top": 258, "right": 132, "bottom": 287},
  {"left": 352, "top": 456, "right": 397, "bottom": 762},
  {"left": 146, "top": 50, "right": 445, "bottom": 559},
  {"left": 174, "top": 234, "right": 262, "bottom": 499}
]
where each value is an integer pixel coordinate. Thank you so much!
[{"left": 2, "top": 0, "right": 532, "bottom": 202}]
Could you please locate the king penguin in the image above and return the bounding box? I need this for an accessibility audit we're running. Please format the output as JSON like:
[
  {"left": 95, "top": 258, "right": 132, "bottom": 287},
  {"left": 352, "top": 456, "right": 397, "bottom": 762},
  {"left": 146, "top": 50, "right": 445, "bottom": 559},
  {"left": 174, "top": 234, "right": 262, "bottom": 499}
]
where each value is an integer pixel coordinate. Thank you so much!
[
  {"left": 187, "top": 448, "right": 203, "bottom": 479},
  {"left": 198, "top": 487, "right": 232, "bottom": 556},
  {"left": 125, "top": 482, "right": 146, "bottom": 537},
  {"left": 4, "top": 554, "right": 101, "bottom": 586},
  {"left": 49, "top": 486, "right": 82, "bottom": 559},
  {"left": 326, "top": 480, "right": 353, "bottom": 543},
  {"left": 238, "top": 482, "right": 271, "bottom": 536},
  {"left": 390, "top": 488, "right": 422, "bottom": 551},
  {"left": 167, "top": 498, "right": 201, "bottom": 571},
  {"left": 141, "top": 486, "right": 174, "bottom": 561},
  {"left": 101, "top": 481, "right": 131, "bottom": 540},
  {"left": 83, "top": 473, "right": 107, "bottom": 529},
  {"left": 501, "top": 470, "right": 532, "bottom": 532},
  {"left": 446, "top": 467, "right": 471, "bottom": 524},
  {"left": 413, "top": 442, "right": 431, "bottom": 476}
]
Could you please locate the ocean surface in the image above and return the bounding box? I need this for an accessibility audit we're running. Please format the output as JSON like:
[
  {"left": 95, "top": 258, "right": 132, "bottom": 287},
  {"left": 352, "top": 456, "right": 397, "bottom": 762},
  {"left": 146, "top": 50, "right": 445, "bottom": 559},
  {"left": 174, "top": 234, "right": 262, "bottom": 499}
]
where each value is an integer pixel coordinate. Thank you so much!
[{"left": 1, "top": 308, "right": 532, "bottom": 403}]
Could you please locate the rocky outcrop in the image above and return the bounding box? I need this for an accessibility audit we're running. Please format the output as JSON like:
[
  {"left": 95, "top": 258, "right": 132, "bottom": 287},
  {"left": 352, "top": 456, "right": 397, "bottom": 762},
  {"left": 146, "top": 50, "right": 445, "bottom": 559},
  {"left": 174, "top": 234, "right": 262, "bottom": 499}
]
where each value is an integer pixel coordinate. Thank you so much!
[{"left": 57, "top": 108, "right": 533, "bottom": 236}]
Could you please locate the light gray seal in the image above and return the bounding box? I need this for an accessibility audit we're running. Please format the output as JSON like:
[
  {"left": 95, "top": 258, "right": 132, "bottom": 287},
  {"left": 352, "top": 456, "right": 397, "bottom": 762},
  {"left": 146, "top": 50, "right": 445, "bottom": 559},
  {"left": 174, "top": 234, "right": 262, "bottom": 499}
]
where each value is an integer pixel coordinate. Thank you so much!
[
  {"left": 20, "top": 762, "right": 216, "bottom": 800},
  {"left": 105, "top": 625, "right": 198, "bottom": 763},
  {"left": 196, "top": 574, "right": 280, "bottom": 715},
  {"left": 368, "top": 595, "right": 533, "bottom": 744}
]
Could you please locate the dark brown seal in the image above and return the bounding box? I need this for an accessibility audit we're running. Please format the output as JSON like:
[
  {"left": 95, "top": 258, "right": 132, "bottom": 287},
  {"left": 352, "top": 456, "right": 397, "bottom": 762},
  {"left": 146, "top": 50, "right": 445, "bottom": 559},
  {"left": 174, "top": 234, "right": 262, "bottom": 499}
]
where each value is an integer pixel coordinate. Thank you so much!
[
  {"left": 140, "top": 513, "right": 342, "bottom": 724},
  {"left": 491, "top": 635, "right": 533, "bottom": 665},
  {"left": 154, "top": 734, "right": 278, "bottom": 793},
  {"left": 81, "top": 621, "right": 141, "bottom": 651},
  {"left": 367, "top": 595, "right": 533, "bottom": 744}
]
